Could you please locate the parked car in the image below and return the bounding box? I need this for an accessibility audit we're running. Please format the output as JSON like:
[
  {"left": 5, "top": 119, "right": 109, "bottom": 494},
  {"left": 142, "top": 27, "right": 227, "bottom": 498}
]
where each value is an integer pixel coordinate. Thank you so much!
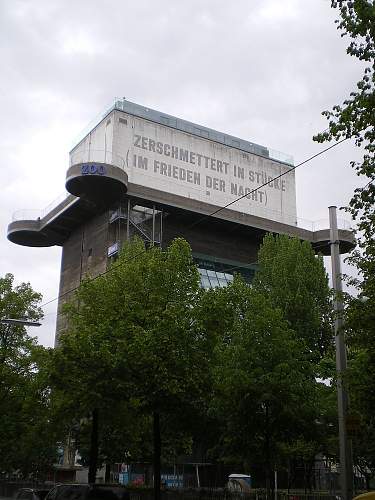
[
  {"left": 227, "top": 474, "right": 252, "bottom": 493},
  {"left": 353, "top": 493, "right": 375, "bottom": 500},
  {"left": 15, "top": 488, "right": 50, "bottom": 500},
  {"left": 44, "top": 485, "right": 130, "bottom": 500}
]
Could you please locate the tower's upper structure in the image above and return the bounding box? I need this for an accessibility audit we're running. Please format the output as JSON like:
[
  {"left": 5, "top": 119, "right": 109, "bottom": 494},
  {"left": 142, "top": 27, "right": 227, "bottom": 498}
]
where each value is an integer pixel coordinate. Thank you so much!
[{"left": 7, "top": 99, "right": 355, "bottom": 256}]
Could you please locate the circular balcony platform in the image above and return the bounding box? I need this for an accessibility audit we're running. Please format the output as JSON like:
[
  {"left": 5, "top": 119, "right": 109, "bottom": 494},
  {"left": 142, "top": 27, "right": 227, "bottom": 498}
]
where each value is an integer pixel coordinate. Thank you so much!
[
  {"left": 312, "top": 228, "right": 355, "bottom": 256},
  {"left": 7, "top": 195, "right": 101, "bottom": 247},
  {"left": 66, "top": 162, "right": 128, "bottom": 206},
  {"left": 7, "top": 220, "right": 59, "bottom": 247}
]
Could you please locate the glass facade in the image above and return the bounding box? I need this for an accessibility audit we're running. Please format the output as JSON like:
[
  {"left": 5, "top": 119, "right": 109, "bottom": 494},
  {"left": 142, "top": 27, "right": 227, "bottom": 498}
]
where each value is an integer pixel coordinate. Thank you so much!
[
  {"left": 194, "top": 254, "right": 257, "bottom": 289},
  {"left": 106, "top": 240, "right": 256, "bottom": 290},
  {"left": 198, "top": 267, "right": 234, "bottom": 289}
]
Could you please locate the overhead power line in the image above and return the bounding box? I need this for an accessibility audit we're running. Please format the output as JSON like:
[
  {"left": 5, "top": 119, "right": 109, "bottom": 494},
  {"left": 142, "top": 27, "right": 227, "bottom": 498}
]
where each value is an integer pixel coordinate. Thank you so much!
[
  {"left": 189, "top": 137, "right": 348, "bottom": 228},
  {"left": 40, "top": 137, "right": 348, "bottom": 309}
]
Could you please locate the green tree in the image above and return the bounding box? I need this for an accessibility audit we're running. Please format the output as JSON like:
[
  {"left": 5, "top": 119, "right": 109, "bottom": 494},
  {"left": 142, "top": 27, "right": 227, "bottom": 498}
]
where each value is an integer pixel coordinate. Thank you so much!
[
  {"left": 345, "top": 295, "right": 375, "bottom": 488},
  {"left": 0, "top": 273, "right": 55, "bottom": 475},
  {"left": 0, "top": 273, "right": 43, "bottom": 365},
  {"left": 53, "top": 238, "right": 214, "bottom": 494},
  {"left": 210, "top": 278, "right": 320, "bottom": 497},
  {"left": 314, "top": 1, "right": 375, "bottom": 243},
  {"left": 252, "top": 234, "right": 333, "bottom": 363},
  {"left": 314, "top": 2, "right": 375, "bottom": 486},
  {"left": 346, "top": 348, "right": 375, "bottom": 489}
]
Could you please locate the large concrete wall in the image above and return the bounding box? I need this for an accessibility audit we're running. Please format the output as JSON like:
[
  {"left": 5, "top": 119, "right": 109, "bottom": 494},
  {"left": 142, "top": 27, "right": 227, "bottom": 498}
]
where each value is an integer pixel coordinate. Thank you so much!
[
  {"left": 162, "top": 212, "right": 260, "bottom": 265},
  {"left": 70, "top": 106, "right": 297, "bottom": 226},
  {"left": 111, "top": 109, "right": 297, "bottom": 225},
  {"left": 70, "top": 114, "right": 114, "bottom": 164},
  {"left": 55, "top": 210, "right": 110, "bottom": 343}
]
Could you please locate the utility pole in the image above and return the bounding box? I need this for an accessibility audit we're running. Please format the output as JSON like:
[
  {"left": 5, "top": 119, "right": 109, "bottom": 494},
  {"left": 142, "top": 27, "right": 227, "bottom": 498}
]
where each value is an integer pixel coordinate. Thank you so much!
[{"left": 329, "top": 206, "right": 353, "bottom": 500}]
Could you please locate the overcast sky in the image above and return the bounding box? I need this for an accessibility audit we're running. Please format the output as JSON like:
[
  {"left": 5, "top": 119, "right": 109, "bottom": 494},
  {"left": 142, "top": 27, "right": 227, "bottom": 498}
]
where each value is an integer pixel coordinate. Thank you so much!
[{"left": 0, "top": 0, "right": 366, "bottom": 347}]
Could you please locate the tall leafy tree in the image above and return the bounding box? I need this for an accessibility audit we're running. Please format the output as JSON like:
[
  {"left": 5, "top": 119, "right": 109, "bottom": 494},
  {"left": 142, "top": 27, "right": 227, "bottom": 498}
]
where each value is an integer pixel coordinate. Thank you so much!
[
  {"left": 314, "top": 1, "right": 375, "bottom": 243},
  {"left": 0, "top": 273, "right": 55, "bottom": 475},
  {"left": 345, "top": 295, "right": 375, "bottom": 488},
  {"left": 252, "top": 234, "right": 333, "bottom": 363},
  {"left": 314, "top": 1, "right": 375, "bottom": 484},
  {"left": 209, "top": 278, "right": 320, "bottom": 497},
  {"left": 0, "top": 273, "right": 43, "bottom": 365},
  {"left": 53, "top": 238, "right": 215, "bottom": 495}
]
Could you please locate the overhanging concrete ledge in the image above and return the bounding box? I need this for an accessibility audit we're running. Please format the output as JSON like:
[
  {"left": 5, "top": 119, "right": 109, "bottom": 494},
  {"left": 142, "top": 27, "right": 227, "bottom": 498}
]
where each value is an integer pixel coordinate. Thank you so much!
[
  {"left": 7, "top": 195, "right": 100, "bottom": 247},
  {"left": 7, "top": 219, "right": 54, "bottom": 247},
  {"left": 7, "top": 182, "right": 356, "bottom": 254},
  {"left": 312, "top": 228, "right": 355, "bottom": 255},
  {"left": 127, "top": 183, "right": 355, "bottom": 255}
]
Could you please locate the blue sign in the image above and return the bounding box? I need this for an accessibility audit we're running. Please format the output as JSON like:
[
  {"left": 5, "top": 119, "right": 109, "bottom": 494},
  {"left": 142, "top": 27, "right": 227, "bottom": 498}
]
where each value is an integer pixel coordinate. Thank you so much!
[
  {"left": 81, "top": 164, "right": 106, "bottom": 176},
  {"left": 161, "top": 474, "right": 183, "bottom": 488},
  {"left": 119, "top": 472, "right": 129, "bottom": 485}
]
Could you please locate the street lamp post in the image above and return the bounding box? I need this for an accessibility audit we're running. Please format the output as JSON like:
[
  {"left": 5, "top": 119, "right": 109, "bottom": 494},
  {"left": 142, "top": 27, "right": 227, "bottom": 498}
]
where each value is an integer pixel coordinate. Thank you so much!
[
  {"left": 329, "top": 205, "right": 353, "bottom": 500},
  {"left": 0, "top": 318, "right": 41, "bottom": 327}
]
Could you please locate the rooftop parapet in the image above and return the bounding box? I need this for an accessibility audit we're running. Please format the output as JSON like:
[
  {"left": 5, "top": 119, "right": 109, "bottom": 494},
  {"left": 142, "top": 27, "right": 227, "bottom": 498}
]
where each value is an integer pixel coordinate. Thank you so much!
[{"left": 71, "top": 98, "right": 294, "bottom": 167}]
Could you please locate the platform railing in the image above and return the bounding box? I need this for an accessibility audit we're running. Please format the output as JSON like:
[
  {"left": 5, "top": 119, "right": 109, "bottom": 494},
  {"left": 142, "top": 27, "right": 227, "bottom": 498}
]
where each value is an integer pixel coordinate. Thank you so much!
[
  {"left": 11, "top": 198, "right": 354, "bottom": 235},
  {"left": 267, "top": 147, "right": 294, "bottom": 166},
  {"left": 11, "top": 209, "right": 42, "bottom": 222},
  {"left": 12, "top": 192, "right": 74, "bottom": 222},
  {"left": 231, "top": 204, "right": 354, "bottom": 233},
  {"left": 69, "top": 148, "right": 126, "bottom": 170},
  {"left": 311, "top": 218, "right": 352, "bottom": 232}
]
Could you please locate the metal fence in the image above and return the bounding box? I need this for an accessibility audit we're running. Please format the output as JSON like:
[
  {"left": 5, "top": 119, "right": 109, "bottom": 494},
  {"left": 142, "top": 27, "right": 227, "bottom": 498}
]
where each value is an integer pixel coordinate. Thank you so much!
[
  {"left": 125, "top": 490, "right": 340, "bottom": 500},
  {"left": 0, "top": 485, "right": 342, "bottom": 500}
]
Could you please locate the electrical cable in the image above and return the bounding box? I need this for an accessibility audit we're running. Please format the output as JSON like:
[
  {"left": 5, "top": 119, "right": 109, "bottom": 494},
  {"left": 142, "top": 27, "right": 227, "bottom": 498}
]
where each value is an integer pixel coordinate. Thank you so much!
[{"left": 189, "top": 137, "right": 348, "bottom": 228}]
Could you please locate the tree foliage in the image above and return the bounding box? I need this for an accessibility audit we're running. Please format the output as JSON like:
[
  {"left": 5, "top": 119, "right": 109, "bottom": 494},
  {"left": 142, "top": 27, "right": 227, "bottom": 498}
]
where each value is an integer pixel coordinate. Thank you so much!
[
  {"left": 0, "top": 273, "right": 43, "bottom": 365},
  {"left": 52, "top": 238, "right": 215, "bottom": 477},
  {"left": 345, "top": 294, "right": 375, "bottom": 485},
  {"left": 51, "top": 234, "right": 337, "bottom": 487},
  {"left": 252, "top": 234, "right": 333, "bottom": 362},
  {"left": 0, "top": 273, "right": 55, "bottom": 475},
  {"left": 207, "top": 277, "right": 323, "bottom": 493},
  {"left": 314, "top": 1, "right": 375, "bottom": 241},
  {"left": 314, "top": 1, "right": 375, "bottom": 485}
]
